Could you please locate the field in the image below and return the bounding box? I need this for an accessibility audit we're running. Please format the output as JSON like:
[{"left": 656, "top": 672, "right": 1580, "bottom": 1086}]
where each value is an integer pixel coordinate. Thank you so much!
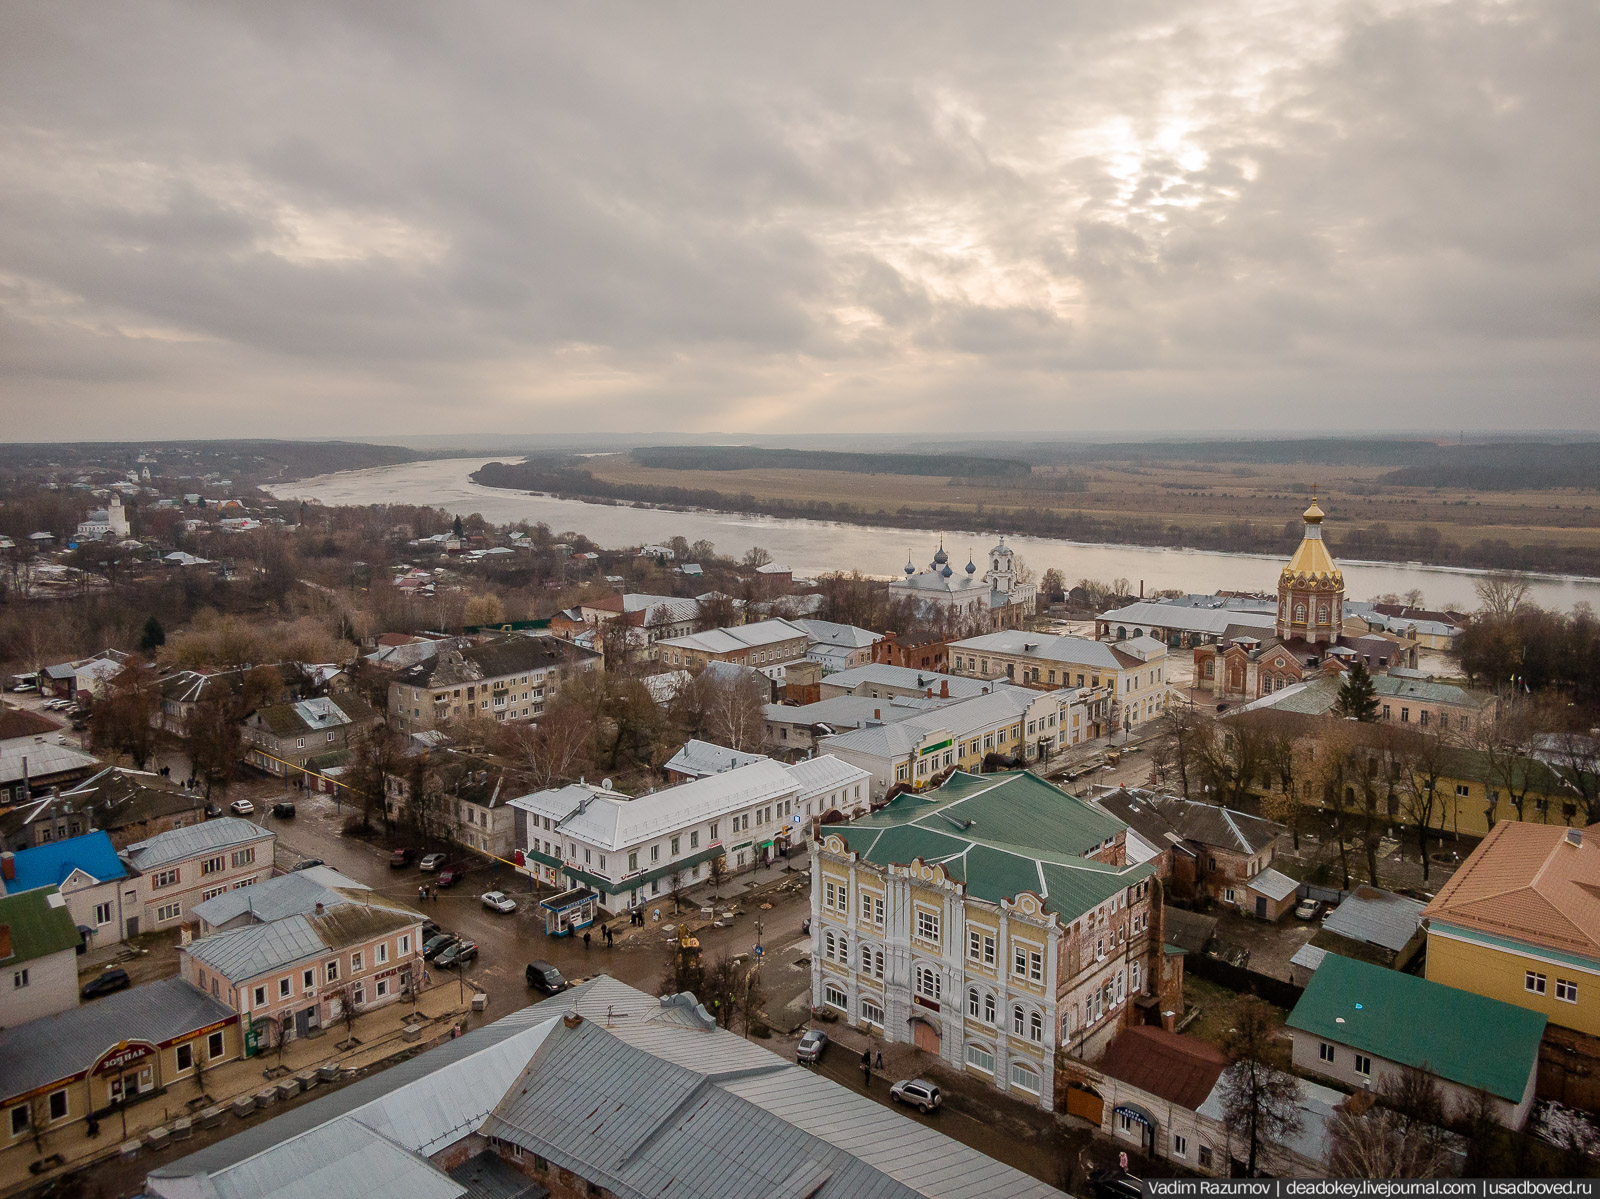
[{"left": 574, "top": 449, "right": 1600, "bottom": 571}]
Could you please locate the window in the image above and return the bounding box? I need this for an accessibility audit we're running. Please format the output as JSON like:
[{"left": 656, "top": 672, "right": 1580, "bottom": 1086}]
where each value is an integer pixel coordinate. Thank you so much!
[
  {"left": 1557, "top": 978, "right": 1579, "bottom": 1003},
  {"left": 1013, "top": 1004, "right": 1027, "bottom": 1035},
  {"left": 151, "top": 868, "right": 179, "bottom": 889},
  {"left": 1030, "top": 1010, "right": 1044, "bottom": 1042},
  {"left": 253, "top": 984, "right": 267, "bottom": 1007},
  {"left": 177, "top": 1043, "right": 194, "bottom": 1072},
  {"left": 1009, "top": 1061, "right": 1040, "bottom": 1093},
  {"left": 651, "top": 845, "right": 660, "bottom": 864},
  {"left": 376, "top": 978, "right": 389, "bottom": 998},
  {"left": 1354, "top": 1053, "right": 1372, "bottom": 1077},
  {"left": 670, "top": 836, "right": 680, "bottom": 856},
  {"left": 278, "top": 977, "right": 291, "bottom": 999},
  {"left": 689, "top": 831, "right": 699, "bottom": 850},
  {"left": 984, "top": 992, "right": 997, "bottom": 1024},
  {"left": 1130, "top": 962, "right": 1141, "bottom": 993},
  {"left": 915, "top": 909, "right": 940, "bottom": 943},
  {"left": 303, "top": 968, "right": 315, "bottom": 991},
  {"left": 824, "top": 984, "right": 848, "bottom": 1012},
  {"left": 326, "top": 961, "right": 340, "bottom": 983},
  {"left": 352, "top": 951, "right": 364, "bottom": 972},
  {"left": 969, "top": 930, "right": 984, "bottom": 961},
  {"left": 156, "top": 901, "right": 181, "bottom": 923},
  {"left": 1199, "top": 1146, "right": 1214, "bottom": 1169},
  {"left": 709, "top": 822, "right": 719, "bottom": 840},
  {"left": 232, "top": 847, "right": 255, "bottom": 867},
  {"left": 1013, "top": 945, "right": 1028, "bottom": 977},
  {"left": 863, "top": 893, "right": 884, "bottom": 925},
  {"left": 94, "top": 901, "right": 113, "bottom": 925},
  {"left": 1527, "top": 971, "right": 1547, "bottom": 995},
  {"left": 914, "top": 964, "right": 940, "bottom": 1001},
  {"left": 376, "top": 942, "right": 388, "bottom": 965},
  {"left": 399, "top": 934, "right": 411, "bottom": 955},
  {"left": 1319, "top": 1042, "right": 1335, "bottom": 1064},
  {"left": 208, "top": 1031, "right": 225, "bottom": 1059},
  {"left": 1456, "top": 783, "right": 1470, "bottom": 798},
  {"left": 201, "top": 854, "right": 225, "bottom": 876},
  {"left": 1028, "top": 949, "right": 1044, "bottom": 983},
  {"left": 966, "top": 1043, "right": 995, "bottom": 1073},
  {"left": 48, "top": 1090, "right": 67, "bottom": 1122},
  {"left": 14, "top": 969, "right": 31, "bottom": 992},
  {"left": 201, "top": 884, "right": 228, "bottom": 901},
  {"left": 10, "top": 1105, "right": 27, "bottom": 1137},
  {"left": 968, "top": 988, "right": 982, "bottom": 1018}
]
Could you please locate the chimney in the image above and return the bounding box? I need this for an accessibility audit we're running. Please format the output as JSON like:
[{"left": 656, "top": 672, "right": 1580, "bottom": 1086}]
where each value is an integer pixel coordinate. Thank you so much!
[
  {"left": 1140, "top": 579, "right": 1145, "bottom": 598},
  {"left": 940, "top": 680, "right": 949, "bottom": 698},
  {"left": 1567, "top": 828, "right": 1584, "bottom": 849},
  {"left": 874, "top": 709, "right": 881, "bottom": 720},
  {"left": 0, "top": 852, "right": 13, "bottom": 882},
  {"left": 563, "top": 1011, "right": 584, "bottom": 1028},
  {"left": 314, "top": 901, "right": 325, "bottom": 915}
]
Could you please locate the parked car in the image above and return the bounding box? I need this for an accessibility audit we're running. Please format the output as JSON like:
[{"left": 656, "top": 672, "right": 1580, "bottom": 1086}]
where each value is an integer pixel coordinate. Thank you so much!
[
  {"left": 481, "top": 891, "right": 517, "bottom": 913},
  {"left": 796, "top": 1029, "right": 829, "bottom": 1064},
  {"left": 420, "top": 852, "right": 447, "bottom": 872},
  {"left": 81, "top": 968, "right": 131, "bottom": 1000},
  {"left": 204, "top": 802, "right": 224, "bottom": 819},
  {"left": 389, "top": 848, "right": 415, "bottom": 869},
  {"left": 436, "top": 939, "right": 479, "bottom": 969},
  {"left": 271, "top": 801, "right": 296, "bottom": 819},
  {"left": 289, "top": 858, "right": 324, "bottom": 872},
  {"left": 229, "top": 798, "right": 255, "bottom": 816},
  {"left": 1294, "top": 897, "right": 1323, "bottom": 921},
  {"left": 1088, "top": 1168, "right": 1145, "bottom": 1199},
  {"left": 888, "top": 1079, "right": 941, "bottom": 1114},
  {"left": 423, "top": 933, "right": 460, "bottom": 961},
  {"left": 525, "top": 960, "right": 568, "bottom": 995},
  {"left": 435, "top": 867, "right": 462, "bottom": 888}
]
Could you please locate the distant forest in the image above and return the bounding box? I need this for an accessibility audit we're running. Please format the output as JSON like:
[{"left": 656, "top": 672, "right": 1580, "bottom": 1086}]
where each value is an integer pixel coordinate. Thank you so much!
[
  {"left": 471, "top": 460, "right": 1600, "bottom": 576},
  {"left": 631, "top": 444, "right": 1031, "bottom": 478},
  {"left": 0, "top": 439, "right": 436, "bottom": 485}
]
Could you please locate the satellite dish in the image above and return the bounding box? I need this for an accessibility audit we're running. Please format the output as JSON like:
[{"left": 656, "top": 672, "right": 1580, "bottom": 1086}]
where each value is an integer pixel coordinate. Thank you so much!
[{"left": 600, "top": 778, "right": 613, "bottom": 791}]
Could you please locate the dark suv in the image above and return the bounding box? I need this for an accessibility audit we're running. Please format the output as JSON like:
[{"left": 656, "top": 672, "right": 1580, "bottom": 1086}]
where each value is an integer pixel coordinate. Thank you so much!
[
  {"left": 526, "top": 960, "right": 569, "bottom": 995},
  {"left": 389, "top": 847, "right": 415, "bottom": 868}
]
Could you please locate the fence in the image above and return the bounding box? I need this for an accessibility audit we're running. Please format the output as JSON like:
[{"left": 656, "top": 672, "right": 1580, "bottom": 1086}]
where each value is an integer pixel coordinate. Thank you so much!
[{"left": 1186, "top": 952, "right": 1305, "bottom": 1010}]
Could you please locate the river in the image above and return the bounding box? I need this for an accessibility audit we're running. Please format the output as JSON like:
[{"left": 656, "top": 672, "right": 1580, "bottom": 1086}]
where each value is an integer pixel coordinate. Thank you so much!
[{"left": 267, "top": 458, "right": 1600, "bottom": 612}]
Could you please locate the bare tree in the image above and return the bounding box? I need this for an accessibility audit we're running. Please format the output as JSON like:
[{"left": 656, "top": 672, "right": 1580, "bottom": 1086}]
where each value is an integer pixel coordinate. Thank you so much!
[
  {"left": 706, "top": 671, "right": 769, "bottom": 753},
  {"left": 1538, "top": 712, "right": 1600, "bottom": 825},
  {"left": 513, "top": 698, "right": 595, "bottom": 788},
  {"left": 1394, "top": 729, "right": 1452, "bottom": 880},
  {"left": 1476, "top": 694, "right": 1544, "bottom": 825},
  {"left": 1474, "top": 572, "right": 1531, "bottom": 620},
  {"left": 1329, "top": 1096, "right": 1455, "bottom": 1179},
  {"left": 1217, "top": 995, "right": 1303, "bottom": 1177},
  {"left": 741, "top": 546, "right": 774, "bottom": 569}
]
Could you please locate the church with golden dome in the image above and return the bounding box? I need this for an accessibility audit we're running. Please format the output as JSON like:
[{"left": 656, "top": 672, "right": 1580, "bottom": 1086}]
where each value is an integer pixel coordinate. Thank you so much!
[{"left": 1194, "top": 494, "right": 1418, "bottom": 702}]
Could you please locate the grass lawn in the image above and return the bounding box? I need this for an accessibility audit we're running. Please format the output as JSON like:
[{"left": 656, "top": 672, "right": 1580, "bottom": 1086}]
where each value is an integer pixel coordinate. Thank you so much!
[{"left": 1181, "top": 975, "right": 1288, "bottom": 1050}]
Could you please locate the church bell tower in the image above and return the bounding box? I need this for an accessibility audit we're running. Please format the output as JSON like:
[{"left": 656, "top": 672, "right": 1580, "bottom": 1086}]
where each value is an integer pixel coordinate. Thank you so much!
[{"left": 1277, "top": 491, "right": 1343, "bottom": 645}]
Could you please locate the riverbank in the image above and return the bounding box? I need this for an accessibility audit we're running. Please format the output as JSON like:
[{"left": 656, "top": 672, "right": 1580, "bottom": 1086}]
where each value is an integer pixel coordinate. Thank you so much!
[
  {"left": 267, "top": 459, "right": 1600, "bottom": 612},
  {"left": 470, "top": 459, "right": 1600, "bottom": 581}
]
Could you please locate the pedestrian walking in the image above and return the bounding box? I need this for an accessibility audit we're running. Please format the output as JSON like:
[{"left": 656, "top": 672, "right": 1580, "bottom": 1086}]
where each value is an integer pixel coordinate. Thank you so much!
[
  {"left": 419, "top": 885, "right": 426, "bottom": 902},
  {"left": 874, "top": 1050, "right": 884, "bottom": 1071},
  {"left": 583, "top": 930, "right": 591, "bottom": 950},
  {"left": 860, "top": 1050, "right": 872, "bottom": 1087}
]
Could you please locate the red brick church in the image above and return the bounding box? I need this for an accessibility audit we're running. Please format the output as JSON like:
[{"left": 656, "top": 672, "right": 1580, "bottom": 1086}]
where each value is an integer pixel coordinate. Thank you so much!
[{"left": 1194, "top": 495, "right": 1418, "bottom": 702}]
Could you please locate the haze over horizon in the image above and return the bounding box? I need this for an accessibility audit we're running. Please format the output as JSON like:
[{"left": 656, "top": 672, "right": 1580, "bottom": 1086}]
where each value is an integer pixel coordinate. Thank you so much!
[{"left": 3, "top": 2, "right": 1596, "bottom": 441}]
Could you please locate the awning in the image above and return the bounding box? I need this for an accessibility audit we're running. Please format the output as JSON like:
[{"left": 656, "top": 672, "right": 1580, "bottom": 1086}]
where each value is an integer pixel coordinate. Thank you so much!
[
  {"left": 1113, "top": 1104, "right": 1154, "bottom": 1128},
  {"left": 558, "top": 845, "right": 727, "bottom": 894}
]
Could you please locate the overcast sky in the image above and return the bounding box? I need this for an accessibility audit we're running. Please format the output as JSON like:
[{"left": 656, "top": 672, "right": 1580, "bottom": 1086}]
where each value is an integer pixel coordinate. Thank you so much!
[{"left": 2, "top": 2, "right": 1596, "bottom": 440}]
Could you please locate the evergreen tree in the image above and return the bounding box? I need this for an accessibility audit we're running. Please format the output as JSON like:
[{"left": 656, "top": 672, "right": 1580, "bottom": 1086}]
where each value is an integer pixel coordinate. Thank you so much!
[
  {"left": 451, "top": 514, "right": 464, "bottom": 539},
  {"left": 138, "top": 615, "right": 166, "bottom": 653},
  {"left": 1336, "top": 658, "right": 1380, "bottom": 722}
]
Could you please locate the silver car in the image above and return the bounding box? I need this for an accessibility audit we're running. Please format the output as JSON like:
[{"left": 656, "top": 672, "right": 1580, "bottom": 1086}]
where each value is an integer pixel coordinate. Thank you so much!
[
  {"left": 796, "top": 1029, "right": 829, "bottom": 1064},
  {"left": 481, "top": 891, "right": 517, "bottom": 913},
  {"left": 889, "top": 1079, "right": 941, "bottom": 1113}
]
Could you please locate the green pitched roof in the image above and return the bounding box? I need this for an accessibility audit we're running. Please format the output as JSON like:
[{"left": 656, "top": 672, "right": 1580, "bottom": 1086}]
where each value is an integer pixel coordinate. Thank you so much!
[
  {"left": 836, "top": 770, "right": 1151, "bottom": 922},
  {"left": 0, "top": 887, "right": 82, "bottom": 964},
  {"left": 1287, "top": 954, "right": 1545, "bottom": 1101}
]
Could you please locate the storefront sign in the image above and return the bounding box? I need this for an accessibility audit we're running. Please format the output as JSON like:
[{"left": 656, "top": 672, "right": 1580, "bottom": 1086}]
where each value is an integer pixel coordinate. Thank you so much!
[{"left": 92, "top": 1040, "right": 157, "bottom": 1076}]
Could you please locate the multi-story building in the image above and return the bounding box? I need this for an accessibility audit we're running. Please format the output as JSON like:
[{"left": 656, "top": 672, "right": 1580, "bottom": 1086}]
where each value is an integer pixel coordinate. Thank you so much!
[
  {"left": 145, "top": 976, "right": 1065, "bottom": 1199},
  {"left": 511, "top": 754, "right": 871, "bottom": 912},
  {"left": 119, "top": 817, "right": 275, "bottom": 936},
  {"left": 819, "top": 663, "right": 1003, "bottom": 704},
  {"left": 1235, "top": 672, "right": 1492, "bottom": 737},
  {"left": 811, "top": 770, "right": 1167, "bottom": 1110},
  {"left": 389, "top": 635, "right": 600, "bottom": 733},
  {"left": 872, "top": 631, "right": 951, "bottom": 673},
  {"left": 792, "top": 619, "right": 882, "bottom": 674},
  {"left": 819, "top": 684, "right": 1105, "bottom": 800},
  {"left": 382, "top": 748, "right": 520, "bottom": 860},
  {"left": 1423, "top": 821, "right": 1600, "bottom": 1107},
  {"left": 0, "top": 887, "right": 82, "bottom": 1026},
  {"left": 242, "top": 694, "right": 381, "bottom": 778},
  {"left": 950, "top": 631, "right": 1168, "bottom": 736},
  {"left": 180, "top": 902, "right": 424, "bottom": 1046},
  {"left": 655, "top": 619, "right": 811, "bottom": 680}
]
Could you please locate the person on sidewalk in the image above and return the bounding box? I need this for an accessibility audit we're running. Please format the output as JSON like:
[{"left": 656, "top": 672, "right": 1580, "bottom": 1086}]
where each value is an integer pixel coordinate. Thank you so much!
[
  {"left": 874, "top": 1049, "right": 884, "bottom": 1071},
  {"left": 860, "top": 1049, "right": 872, "bottom": 1087},
  {"left": 583, "top": 930, "right": 591, "bottom": 950}
]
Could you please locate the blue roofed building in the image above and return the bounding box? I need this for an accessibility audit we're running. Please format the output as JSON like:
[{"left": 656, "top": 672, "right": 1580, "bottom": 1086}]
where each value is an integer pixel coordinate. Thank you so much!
[{"left": 1, "top": 831, "right": 131, "bottom": 947}]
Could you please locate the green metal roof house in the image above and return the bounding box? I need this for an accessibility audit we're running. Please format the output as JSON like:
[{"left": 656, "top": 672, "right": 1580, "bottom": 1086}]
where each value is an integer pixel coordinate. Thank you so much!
[{"left": 1287, "top": 954, "right": 1545, "bottom": 1128}]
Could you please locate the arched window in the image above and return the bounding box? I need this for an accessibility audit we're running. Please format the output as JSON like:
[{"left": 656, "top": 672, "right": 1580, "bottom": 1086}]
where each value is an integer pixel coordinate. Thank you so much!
[
  {"left": 860, "top": 943, "right": 873, "bottom": 973},
  {"left": 983, "top": 992, "right": 996, "bottom": 1024},
  {"left": 968, "top": 988, "right": 981, "bottom": 1019},
  {"left": 1030, "top": 1010, "right": 1044, "bottom": 1042},
  {"left": 1009, "top": 1060, "right": 1041, "bottom": 1094},
  {"left": 1317, "top": 603, "right": 1329, "bottom": 621},
  {"left": 1295, "top": 603, "right": 1306, "bottom": 621},
  {"left": 823, "top": 930, "right": 836, "bottom": 961},
  {"left": 1012, "top": 1004, "right": 1026, "bottom": 1036},
  {"left": 914, "top": 965, "right": 940, "bottom": 1001}
]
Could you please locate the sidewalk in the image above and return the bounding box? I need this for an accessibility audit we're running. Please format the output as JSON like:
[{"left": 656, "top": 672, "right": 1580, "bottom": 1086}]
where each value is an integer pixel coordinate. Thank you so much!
[
  {"left": 606, "top": 856, "right": 811, "bottom": 948},
  {"left": 0, "top": 982, "right": 474, "bottom": 1198}
]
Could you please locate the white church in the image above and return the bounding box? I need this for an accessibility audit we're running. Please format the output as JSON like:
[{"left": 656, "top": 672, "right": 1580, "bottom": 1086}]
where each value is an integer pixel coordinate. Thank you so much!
[
  {"left": 887, "top": 536, "right": 1036, "bottom": 632},
  {"left": 75, "top": 493, "right": 131, "bottom": 542}
]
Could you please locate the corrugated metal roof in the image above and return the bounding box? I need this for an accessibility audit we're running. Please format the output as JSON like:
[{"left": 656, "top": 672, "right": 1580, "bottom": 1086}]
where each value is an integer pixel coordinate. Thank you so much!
[
  {"left": 185, "top": 914, "right": 328, "bottom": 980},
  {"left": 950, "top": 630, "right": 1135, "bottom": 671},
  {"left": 203, "top": 1116, "right": 465, "bottom": 1199},
  {"left": 448, "top": 1152, "right": 548, "bottom": 1199},
  {"left": 0, "top": 976, "right": 233, "bottom": 1101},
  {"left": 1320, "top": 886, "right": 1424, "bottom": 953},
  {"left": 191, "top": 869, "right": 365, "bottom": 927},
  {"left": 5, "top": 830, "right": 126, "bottom": 892},
  {"left": 0, "top": 740, "right": 100, "bottom": 785},
  {"left": 122, "top": 816, "right": 273, "bottom": 871},
  {"left": 820, "top": 664, "right": 1001, "bottom": 700},
  {"left": 663, "top": 739, "right": 766, "bottom": 778}
]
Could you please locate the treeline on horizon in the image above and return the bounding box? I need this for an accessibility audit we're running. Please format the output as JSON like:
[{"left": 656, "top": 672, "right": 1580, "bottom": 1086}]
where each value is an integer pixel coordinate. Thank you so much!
[
  {"left": 0, "top": 439, "right": 437, "bottom": 484},
  {"left": 631, "top": 444, "right": 1031, "bottom": 478},
  {"left": 471, "top": 461, "right": 1600, "bottom": 577}
]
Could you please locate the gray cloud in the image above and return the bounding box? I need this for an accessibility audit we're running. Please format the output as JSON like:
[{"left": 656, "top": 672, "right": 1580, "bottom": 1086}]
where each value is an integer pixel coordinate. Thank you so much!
[{"left": 0, "top": 0, "right": 1595, "bottom": 439}]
